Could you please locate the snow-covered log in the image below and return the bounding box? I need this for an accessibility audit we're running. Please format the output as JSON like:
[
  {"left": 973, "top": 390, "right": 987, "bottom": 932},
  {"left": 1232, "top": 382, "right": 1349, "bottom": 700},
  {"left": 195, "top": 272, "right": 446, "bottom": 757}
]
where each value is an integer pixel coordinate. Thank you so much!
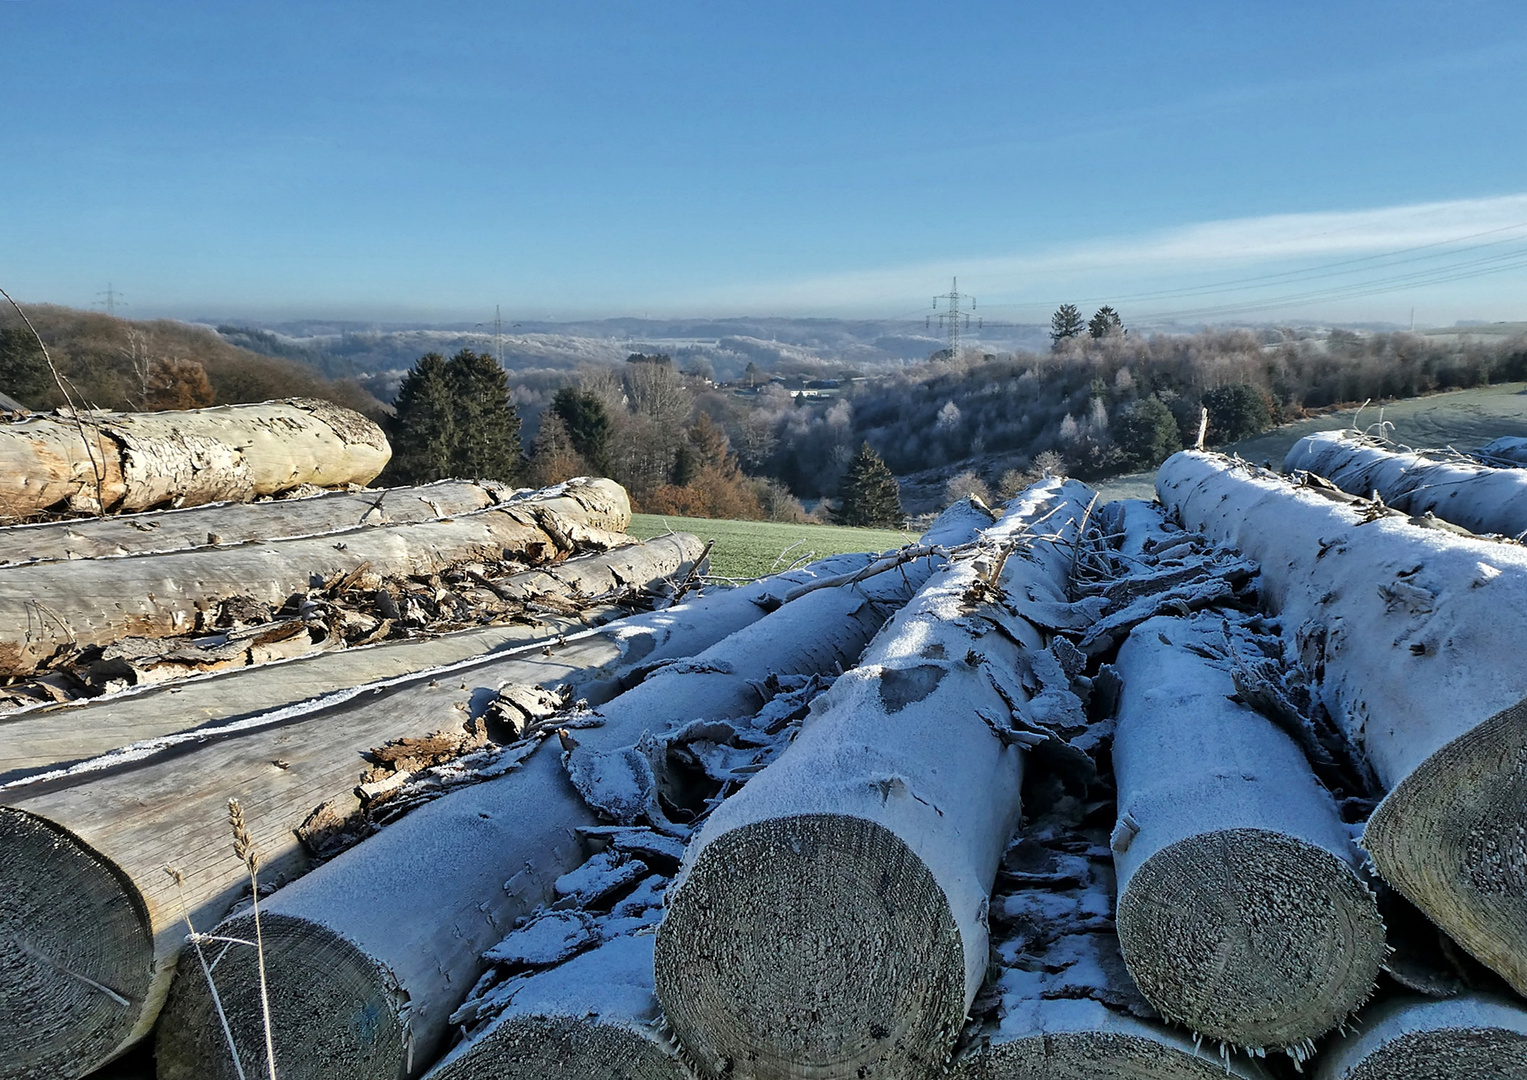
[
  {"left": 0, "top": 478, "right": 519, "bottom": 568},
  {"left": 1157, "top": 451, "right": 1527, "bottom": 995},
  {"left": 0, "top": 398, "right": 391, "bottom": 523},
  {"left": 1475, "top": 435, "right": 1527, "bottom": 468},
  {"left": 1111, "top": 613, "right": 1383, "bottom": 1052},
  {"left": 0, "top": 476, "right": 630, "bottom": 676},
  {"left": 151, "top": 503, "right": 994, "bottom": 1080},
  {"left": 1313, "top": 994, "right": 1527, "bottom": 1080},
  {"left": 654, "top": 480, "right": 1096, "bottom": 1080},
  {"left": 1286, "top": 430, "right": 1527, "bottom": 538},
  {"left": 0, "top": 535, "right": 703, "bottom": 784}
]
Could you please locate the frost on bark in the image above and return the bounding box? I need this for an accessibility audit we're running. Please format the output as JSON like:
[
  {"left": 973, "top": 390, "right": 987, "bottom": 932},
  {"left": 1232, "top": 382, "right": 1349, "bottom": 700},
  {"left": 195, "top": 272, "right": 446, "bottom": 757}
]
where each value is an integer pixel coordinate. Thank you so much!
[
  {"left": 1313, "top": 994, "right": 1527, "bottom": 1080},
  {"left": 0, "top": 398, "right": 392, "bottom": 523},
  {"left": 1286, "top": 430, "right": 1527, "bottom": 539},
  {"left": 654, "top": 480, "right": 1097, "bottom": 1080},
  {"left": 152, "top": 502, "right": 990, "bottom": 1080},
  {"left": 1156, "top": 451, "right": 1527, "bottom": 996}
]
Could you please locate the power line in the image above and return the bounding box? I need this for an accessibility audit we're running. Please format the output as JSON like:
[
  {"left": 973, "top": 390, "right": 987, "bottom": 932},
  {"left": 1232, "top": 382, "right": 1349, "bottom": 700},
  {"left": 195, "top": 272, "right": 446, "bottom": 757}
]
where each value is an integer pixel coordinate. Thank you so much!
[{"left": 95, "top": 284, "right": 125, "bottom": 317}]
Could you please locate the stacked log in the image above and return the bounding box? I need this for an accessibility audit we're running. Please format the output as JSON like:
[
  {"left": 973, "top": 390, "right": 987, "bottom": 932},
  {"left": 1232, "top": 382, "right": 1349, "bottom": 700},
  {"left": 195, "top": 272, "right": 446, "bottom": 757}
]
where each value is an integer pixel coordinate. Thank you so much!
[
  {"left": 0, "top": 476, "right": 631, "bottom": 676},
  {"left": 0, "top": 532, "right": 710, "bottom": 1079},
  {"left": 1286, "top": 430, "right": 1527, "bottom": 537},
  {"left": 1157, "top": 450, "right": 1527, "bottom": 996},
  {"left": 0, "top": 398, "right": 391, "bottom": 522},
  {"left": 1475, "top": 435, "right": 1527, "bottom": 468},
  {"left": 654, "top": 480, "right": 1095, "bottom": 1080},
  {"left": 152, "top": 500, "right": 996, "bottom": 1080},
  {"left": 1314, "top": 994, "right": 1527, "bottom": 1079}
]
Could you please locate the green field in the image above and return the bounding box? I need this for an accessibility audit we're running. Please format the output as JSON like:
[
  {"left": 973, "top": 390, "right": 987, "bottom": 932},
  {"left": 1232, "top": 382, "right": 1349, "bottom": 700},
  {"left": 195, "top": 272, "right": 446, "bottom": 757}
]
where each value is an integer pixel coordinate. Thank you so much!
[{"left": 629, "top": 514, "right": 914, "bottom": 580}]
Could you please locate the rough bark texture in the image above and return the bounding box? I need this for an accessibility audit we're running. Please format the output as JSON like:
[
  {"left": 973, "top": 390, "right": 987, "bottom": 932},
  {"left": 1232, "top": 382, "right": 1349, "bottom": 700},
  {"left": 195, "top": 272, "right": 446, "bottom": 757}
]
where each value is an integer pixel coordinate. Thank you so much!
[
  {"left": 654, "top": 480, "right": 1095, "bottom": 1080},
  {"left": 1286, "top": 430, "right": 1527, "bottom": 538},
  {"left": 152, "top": 503, "right": 994, "bottom": 1080},
  {"left": 0, "top": 476, "right": 631, "bottom": 676},
  {"left": 1156, "top": 451, "right": 1527, "bottom": 995},
  {"left": 1313, "top": 994, "right": 1527, "bottom": 1080},
  {"left": 0, "top": 479, "right": 519, "bottom": 568},
  {"left": 1111, "top": 613, "right": 1383, "bottom": 1051},
  {"left": 0, "top": 399, "right": 391, "bottom": 523}
]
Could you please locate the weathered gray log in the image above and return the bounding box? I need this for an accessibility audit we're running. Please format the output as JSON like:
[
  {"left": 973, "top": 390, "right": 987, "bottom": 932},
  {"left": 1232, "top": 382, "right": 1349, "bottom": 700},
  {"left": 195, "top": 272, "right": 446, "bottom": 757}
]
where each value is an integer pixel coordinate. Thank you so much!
[
  {"left": 654, "top": 480, "right": 1095, "bottom": 1080},
  {"left": 1314, "top": 994, "right": 1527, "bottom": 1080},
  {"left": 152, "top": 501, "right": 996, "bottom": 1080},
  {"left": 1157, "top": 451, "right": 1527, "bottom": 996},
  {"left": 1286, "top": 430, "right": 1527, "bottom": 538},
  {"left": 0, "top": 534, "right": 704, "bottom": 785},
  {"left": 0, "top": 479, "right": 520, "bottom": 568},
  {"left": 0, "top": 476, "right": 631, "bottom": 676},
  {"left": 0, "top": 535, "right": 739, "bottom": 1079},
  {"left": 0, "top": 398, "right": 391, "bottom": 523},
  {"left": 1475, "top": 435, "right": 1527, "bottom": 468},
  {"left": 1111, "top": 612, "right": 1384, "bottom": 1051}
]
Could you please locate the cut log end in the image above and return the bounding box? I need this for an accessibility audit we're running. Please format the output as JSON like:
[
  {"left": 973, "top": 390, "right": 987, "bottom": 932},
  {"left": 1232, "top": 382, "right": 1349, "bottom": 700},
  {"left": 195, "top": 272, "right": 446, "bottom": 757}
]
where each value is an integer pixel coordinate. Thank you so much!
[
  {"left": 429, "top": 1016, "right": 686, "bottom": 1080},
  {"left": 1364, "top": 697, "right": 1527, "bottom": 996},
  {"left": 1117, "top": 827, "right": 1384, "bottom": 1049},
  {"left": 655, "top": 813, "right": 966, "bottom": 1080},
  {"left": 155, "top": 913, "right": 406, "bottom": 1080},
  {"left": 0, "top": 807, "right": 153, "bottom": 1078},
  {"left": 956, "top": 1031, "right": 1256, "bottom": 1080},
  {"left": 1316, "top": 997, "right": 1527, "bottom": 1080}
]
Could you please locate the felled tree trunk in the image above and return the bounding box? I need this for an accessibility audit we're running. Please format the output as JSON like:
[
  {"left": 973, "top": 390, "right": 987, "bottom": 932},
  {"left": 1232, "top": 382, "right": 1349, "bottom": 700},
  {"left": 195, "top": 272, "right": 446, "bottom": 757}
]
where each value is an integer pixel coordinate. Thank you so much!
[
  {"left": 1111, "top": 612, "right": 1384, "bottom": 1053},
  {"left": 654, "top": 481, "right": 1095, "bottom": 1080},
  {"left": 1475, "top": 435, "right": 1527, "bottom": 468},
  {"left": 152, "top": 501, "right": 996, "bottom": 1080},
  {"left": 0, "top": 534, "right": 715, "bottom": 1080},
  {"left": 0, "top": 479, "right": 520, "bottom": 568},
  {"left": 1286, "top": 430, "right": 1527, "bottom": 538},
  {"left": 1157, "top": 451, "right": 1527, "bottom": 996},
  {"left": 0, "top": 398, "right": 391, "bottom": 523},
  {"left": 1313, "top": 994, "right": 1527, "bottom": 1080},
  {"left": 0, "top": 477, "right": 631, "bottom": 676}
]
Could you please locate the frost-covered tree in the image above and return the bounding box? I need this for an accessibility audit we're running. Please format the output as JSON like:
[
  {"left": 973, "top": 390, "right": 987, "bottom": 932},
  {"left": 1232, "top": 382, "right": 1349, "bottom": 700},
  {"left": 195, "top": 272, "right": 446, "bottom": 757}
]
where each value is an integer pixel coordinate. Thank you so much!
[
  {"left": 1050, "top": 304, "right": 1085, "bottom": 346},
  {"left": 1088, "top": 306, "right": 1124, "bottom": 339}
]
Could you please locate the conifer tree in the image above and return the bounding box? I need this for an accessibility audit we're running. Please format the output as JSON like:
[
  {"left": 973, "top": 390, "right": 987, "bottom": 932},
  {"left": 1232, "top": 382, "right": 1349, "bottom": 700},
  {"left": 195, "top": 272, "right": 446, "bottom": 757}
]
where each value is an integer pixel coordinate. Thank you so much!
[
  {"left": 836, "top": 442, "right": 902, "bottom": 527},
  {"left": 1050, "top": 304, "right": 1085, "bottom": 346},
  {"left": 1088, "top": 305, "right": 1124, "bottom": 339},
  {"left": 447, "top": 349, "right": 523, "bottom": 483},
  {"left": 383, "top": 352, "right": 457, "bottom": 484},
  {"left": 549, "top": 387, "right": 612, "bottom": 475},
  {"left": 528, "top": 411, "right": 587, "bottom": 487}
]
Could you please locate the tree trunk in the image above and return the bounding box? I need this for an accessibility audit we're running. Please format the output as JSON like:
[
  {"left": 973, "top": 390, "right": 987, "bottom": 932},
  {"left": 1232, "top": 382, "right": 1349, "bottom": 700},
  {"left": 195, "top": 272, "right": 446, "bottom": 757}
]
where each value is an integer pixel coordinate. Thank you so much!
[
  {"left": 0, "top": 399, "right": 391, "bottom": 523},
  {"left": 0, "top": 537, "right": 723, "bottom": 1079},
  {"left": 1111, "top": 612, "right": 1384, "bottom": 1052},
  {"left": 1313, "top": 994, "right": 1527, "bottom": 1080},
  {"left": 0, "top": 534, "right": 704, "bottom": 786},
  {"left": 1157, "top": 451, "right": 1527, "bottom": 996},
  {"left": 152, "top": 501, "right": 996, "bottom": 1080},
  {"left": 654, "top": 481, "right": 1095, "bottom": 1080},
  {"left": 0, "top": 477, "right": 631, "bottom": 676},
  {"left": 1475, "top": 436, "right": 1527, "bottom": 468},
  {"left": 0, "top": 479, "right": 520, "bottom": 568},
  {"left": 1286, "top": 430, "right": 1527, "bottom": 538}
]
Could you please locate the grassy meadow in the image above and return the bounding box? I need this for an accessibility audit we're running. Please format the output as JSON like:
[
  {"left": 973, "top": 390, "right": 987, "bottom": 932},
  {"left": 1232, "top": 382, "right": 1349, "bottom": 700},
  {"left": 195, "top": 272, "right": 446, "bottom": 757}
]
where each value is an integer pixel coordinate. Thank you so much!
[{"left": 629, "top": 514, "right": 914, "bottom": 580}]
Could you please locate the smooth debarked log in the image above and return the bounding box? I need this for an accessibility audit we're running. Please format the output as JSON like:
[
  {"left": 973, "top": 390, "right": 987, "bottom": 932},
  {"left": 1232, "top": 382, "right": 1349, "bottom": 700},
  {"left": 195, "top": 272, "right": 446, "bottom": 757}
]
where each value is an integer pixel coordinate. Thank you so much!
[
  {"left": 0, "top": 398, "right": 391, "bottom": 522},
  {"left": 1475, "top": 435, "right": 1527, "bottom": 468},
  {"left": 1313, "top": 994, "right": 1527, "bottom": 1080},
  {"left": 0, "top": 476, "right": 631, "bottom": 676},
  {"left": 1157, "top": 451, "right": 1527, "bottom": 996},
  {"left": 655, "top": 480, "right": 1095, "bottom": 1080},
  {"left": 152, "top": 501, "right": 996, "bottom": 1080},
  {"left": 1111, "top": 613, "right": 1383, "bottom": 1052},
  {"left": 1286, "top": 430, "right": 1527, "bottom": 538},
  {"left": 0, "top": 479, "right": 520, "bottom": 568}
]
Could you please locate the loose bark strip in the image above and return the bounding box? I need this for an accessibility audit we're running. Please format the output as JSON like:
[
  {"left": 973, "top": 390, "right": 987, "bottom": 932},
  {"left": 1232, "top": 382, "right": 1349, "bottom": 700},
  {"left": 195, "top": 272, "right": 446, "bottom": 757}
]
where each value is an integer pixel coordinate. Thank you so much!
[
  {"left": 1286, "top": 430, "right": 1527, "bottom": 538},
  {"left": 0, "top": 398, "right": 391, "bottom": 523},
  {"left": 1111, "top": 613, "right": 1384, "bottom": 1051},
  {"left": 1157, "top": 451, "right": 1527, "bottom": 995},
  {"left": 1314, "top": 994, "right": 1527, "bottom": 1080},
  {"left": 0, "top": 476, "right": 631, "bottom": 676},
  {"left": 655, "top": 480, "right": 1095, "bottom": 1080},
  {"left": 152, "top": 502, "right": 995, "bottom": 1080},
  {"left": 0, "top": 479, "right": 520, "bottom": 568}
]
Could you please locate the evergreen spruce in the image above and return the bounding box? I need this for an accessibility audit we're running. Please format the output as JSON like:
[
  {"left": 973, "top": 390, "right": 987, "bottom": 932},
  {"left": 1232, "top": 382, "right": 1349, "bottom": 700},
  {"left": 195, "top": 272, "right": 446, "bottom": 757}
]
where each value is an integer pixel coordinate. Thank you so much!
[
  {"left": 837, "top": 442, "right": 902, "bottom": 527},
  {"left": 1088, "top": 305, "right": 1124, "bottom": 339},
  {"left": 549, "top": 387, "right": 612, "bottom": 475},
  {"left": 383, "top": 352, "right": 457, "bottom": 484},
  {"left": 0, "top": 325, "right": 53, "bottom": 408},
  {"left": 447, "top": 349, "right": 523, "bottom": 483},
  {"left": 1050, "top": 304, "right": 1086, "bottom": 346}
]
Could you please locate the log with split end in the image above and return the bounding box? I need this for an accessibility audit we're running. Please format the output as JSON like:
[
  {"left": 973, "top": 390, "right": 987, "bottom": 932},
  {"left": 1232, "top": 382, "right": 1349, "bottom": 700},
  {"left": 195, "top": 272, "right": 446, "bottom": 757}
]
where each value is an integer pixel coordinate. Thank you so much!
[
  {"left": 655, "top": 479, "right": 1097, "bottom": 1080},
  {"left": 1111, "top": 613, "right": 1384, "bottom": 1052},
  {"left": 1313, "top": 994, "right": 1527, "bottom": 1080}
]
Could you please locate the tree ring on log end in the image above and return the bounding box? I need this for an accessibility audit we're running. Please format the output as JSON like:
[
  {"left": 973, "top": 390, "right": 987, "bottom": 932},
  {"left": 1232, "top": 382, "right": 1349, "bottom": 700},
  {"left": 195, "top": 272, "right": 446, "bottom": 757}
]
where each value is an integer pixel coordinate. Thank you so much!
[
  {"left": 430, "top": 1016, "right": 685, "bottom": 1080},
  {"left": 959, "top": 1031, "right": 1259, "bottom": 1080},
  {"left": 655, "top": 813, "right": 966, "bottom": 1080},
  {"left": 1364, "top": 698, "right": 1527, "bottom": 996},
  {"left": 1117, "top": 827, "right": 1384, "bottom": 1048},
  {"left": 155, "top": 913, "right": 407, "bottom": 1080},
  {"left": 0, "top": 806, "right": 153, "bottom": 1079}
]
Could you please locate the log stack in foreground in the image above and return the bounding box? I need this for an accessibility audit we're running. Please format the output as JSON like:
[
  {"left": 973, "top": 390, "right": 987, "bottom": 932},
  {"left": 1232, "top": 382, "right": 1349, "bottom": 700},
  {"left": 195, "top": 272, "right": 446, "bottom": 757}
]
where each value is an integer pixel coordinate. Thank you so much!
[{"left": 1314, "top": 994, "right": 1527, "bottom": 1080}]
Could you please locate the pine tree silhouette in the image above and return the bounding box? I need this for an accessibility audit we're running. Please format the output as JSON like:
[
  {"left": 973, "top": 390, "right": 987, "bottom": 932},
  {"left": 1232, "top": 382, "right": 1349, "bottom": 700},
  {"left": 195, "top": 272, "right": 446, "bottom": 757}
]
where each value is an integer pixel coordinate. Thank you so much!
[{"left": 837, "top": 442, "right": 902, "bottom": 527}]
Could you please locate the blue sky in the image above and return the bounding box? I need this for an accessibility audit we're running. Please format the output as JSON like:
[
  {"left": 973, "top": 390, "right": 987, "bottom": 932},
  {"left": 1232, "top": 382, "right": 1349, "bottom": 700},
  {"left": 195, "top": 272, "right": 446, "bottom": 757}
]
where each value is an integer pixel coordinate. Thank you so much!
[{"left": 3, "top": 1, "right": 1526, "bottom": 326}]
